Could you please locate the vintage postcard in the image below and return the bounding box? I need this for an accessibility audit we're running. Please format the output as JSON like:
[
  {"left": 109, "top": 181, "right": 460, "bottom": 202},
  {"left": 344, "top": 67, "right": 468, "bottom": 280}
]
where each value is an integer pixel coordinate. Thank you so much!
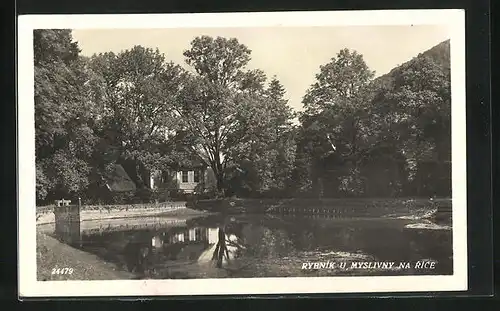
[{"left": 18, "top": 9, "right": 467, "bottom": 297}]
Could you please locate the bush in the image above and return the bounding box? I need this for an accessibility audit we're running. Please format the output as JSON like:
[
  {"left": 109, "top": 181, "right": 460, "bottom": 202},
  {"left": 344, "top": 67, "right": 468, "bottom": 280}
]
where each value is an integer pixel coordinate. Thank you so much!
[
  {"left": 109, "top": 191, "right": 135, "bottom": 204},
  {"left": 132, "top": 188, "right": 171, "bottom": 203}
]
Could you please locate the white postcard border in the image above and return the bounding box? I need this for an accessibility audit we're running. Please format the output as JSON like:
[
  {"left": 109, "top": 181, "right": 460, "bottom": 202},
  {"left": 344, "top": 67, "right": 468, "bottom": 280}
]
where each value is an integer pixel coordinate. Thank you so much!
[{"left": 18, "top": 9, "right": 467, "bottom": 297}]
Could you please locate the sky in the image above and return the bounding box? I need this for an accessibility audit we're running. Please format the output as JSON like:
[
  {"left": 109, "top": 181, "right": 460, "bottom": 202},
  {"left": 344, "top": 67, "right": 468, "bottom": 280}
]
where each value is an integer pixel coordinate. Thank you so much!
[{"left": 72, "top": 25, "right": 450, "bottom": 112}]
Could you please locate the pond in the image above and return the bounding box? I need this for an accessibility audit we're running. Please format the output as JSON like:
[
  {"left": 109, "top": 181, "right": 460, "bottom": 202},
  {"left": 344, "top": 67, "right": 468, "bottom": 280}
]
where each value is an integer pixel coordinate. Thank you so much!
[{"left": 65, "top": 213, "right": 453, "bottom": 279}]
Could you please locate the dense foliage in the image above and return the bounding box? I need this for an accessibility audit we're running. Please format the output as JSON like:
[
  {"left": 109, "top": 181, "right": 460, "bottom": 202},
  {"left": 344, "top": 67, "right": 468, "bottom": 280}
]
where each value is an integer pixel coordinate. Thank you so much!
[
  {"left": 294, "top": 42, "right": 451, "bottom": 198},
  {"left": 34, "top": 29, "right": 451, "bottom": 204}
]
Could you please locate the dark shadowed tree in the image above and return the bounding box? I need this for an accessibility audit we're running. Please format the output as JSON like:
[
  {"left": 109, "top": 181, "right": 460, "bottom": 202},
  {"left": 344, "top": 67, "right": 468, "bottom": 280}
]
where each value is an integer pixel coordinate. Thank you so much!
[
  {"left": 294, "top": 40, "right": 451, "bottom": 198},
  {"left": 34, "top": 29, "right": 97, "bottom": 201},
  {"left": 297, "top": 48, "right": 375, "bottom": 197},
  {"left": 262, "top": 77, "right": 297, "bottom": 191},
  {"left": 366, "top": 51, "right": 451, "bottom": 196}
]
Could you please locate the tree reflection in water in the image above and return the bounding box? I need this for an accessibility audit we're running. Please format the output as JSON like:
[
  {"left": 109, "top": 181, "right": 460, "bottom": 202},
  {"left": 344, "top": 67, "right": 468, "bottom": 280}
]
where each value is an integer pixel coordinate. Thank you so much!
[
  {"left": 212, "top": 226, "right": 230, "bottom": 268},
  {"left": 124, "top": 240, "right": 151, "bottom": 275},
  {"left": 77, "top": 215, "right": 453, "bottom": 278},
  {"left": 208, "top": 220, "right": 248, "bottom": 269}
]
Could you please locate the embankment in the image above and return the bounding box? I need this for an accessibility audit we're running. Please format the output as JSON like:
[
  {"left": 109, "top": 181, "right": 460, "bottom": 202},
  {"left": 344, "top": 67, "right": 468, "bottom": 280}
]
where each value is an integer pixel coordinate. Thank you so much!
[
  {"left": 36, "top": 201, "right": 188, "bottom": 225},
  {"left": 188, "top": 197, "right": 452, "bottom": 220}
]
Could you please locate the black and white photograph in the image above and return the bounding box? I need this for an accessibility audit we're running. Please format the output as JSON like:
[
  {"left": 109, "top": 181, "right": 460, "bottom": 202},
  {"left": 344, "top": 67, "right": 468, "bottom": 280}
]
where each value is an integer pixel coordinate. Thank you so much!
[{"left": 18, "top": 10, "right": 467, "bottom": 297}]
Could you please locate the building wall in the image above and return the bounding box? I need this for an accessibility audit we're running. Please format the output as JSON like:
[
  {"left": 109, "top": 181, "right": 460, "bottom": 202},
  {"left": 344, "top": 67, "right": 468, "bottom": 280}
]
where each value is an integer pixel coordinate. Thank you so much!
[
  {"left": 173, "top": 167, "right": 217, "bottom": 193},
  {"left": 154, "top": 227, "right": 224, "bottom": 245},
  {"left": 175, "top": 170, "right": 198, "bottom": 193},
  {"left": 146, "top": 167, "right": 217, "bottom": 193}
]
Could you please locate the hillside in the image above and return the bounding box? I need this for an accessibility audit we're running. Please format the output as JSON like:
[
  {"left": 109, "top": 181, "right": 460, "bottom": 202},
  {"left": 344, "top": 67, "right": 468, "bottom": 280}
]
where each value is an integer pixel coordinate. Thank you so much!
[
  {"left": 419, "top": 39, "right": 451, "bottom": 70},
  {"left": 372, "top": 39, "right": 451, "bottom": 89}
]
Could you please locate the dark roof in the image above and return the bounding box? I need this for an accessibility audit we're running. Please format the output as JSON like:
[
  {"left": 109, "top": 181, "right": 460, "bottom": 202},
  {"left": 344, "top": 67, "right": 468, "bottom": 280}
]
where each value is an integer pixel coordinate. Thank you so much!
[{"left": 104, "top": 164, "right": 137, "bottom": 192}]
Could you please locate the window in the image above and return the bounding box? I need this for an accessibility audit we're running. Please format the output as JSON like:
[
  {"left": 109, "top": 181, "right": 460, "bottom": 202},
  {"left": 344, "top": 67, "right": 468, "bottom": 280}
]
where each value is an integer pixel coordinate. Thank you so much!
[
  {"left": 182, "top": 171, "right": 188, "bottom": 183},
  {"left": 161, "top": 170, "right": 169, "bottom": 184},
  {"left": 194, "top": 170, "right": 201, "bottom": 183}
]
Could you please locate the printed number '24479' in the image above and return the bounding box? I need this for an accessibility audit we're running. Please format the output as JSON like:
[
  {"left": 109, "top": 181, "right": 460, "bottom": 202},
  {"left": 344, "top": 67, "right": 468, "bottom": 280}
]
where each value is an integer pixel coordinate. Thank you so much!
[{"left": 52, "top": 267, "right": 73, "bottom": 275}]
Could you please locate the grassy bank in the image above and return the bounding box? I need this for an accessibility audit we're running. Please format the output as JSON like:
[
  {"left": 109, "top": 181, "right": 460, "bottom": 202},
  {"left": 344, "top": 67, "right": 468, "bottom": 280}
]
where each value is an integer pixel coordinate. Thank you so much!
[{"left": 37, "top": 233, "right": 135, "bottom": 281}]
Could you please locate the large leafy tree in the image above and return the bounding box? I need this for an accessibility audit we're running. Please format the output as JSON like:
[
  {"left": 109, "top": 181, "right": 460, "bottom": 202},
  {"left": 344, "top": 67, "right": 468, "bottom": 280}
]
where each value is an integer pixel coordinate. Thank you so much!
[
  {"left": 226, "top": 77, "right": 297, "bottom": 194},
  {"left": 87, "top": 46, "right": 186, "bottom": 187},
  {"left": 34, "top": 29, "right": 97, "bottom": 201},
  {"left": 367, "top": 53, "right": 451, "bottom": 196},
  {"left": 294, "top": 41, "right": 451, "bottom": 198},
  {"left": 297, "top": 48, "right": 375, "bottom": 197},
  {"left": 174, "top": 36, "right": 295, "bottom": 196}
]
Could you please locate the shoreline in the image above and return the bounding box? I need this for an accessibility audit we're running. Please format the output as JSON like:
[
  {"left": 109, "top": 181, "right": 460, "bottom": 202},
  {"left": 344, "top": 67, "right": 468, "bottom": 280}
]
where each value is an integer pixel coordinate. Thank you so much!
[
  {"left": 36, "top": 203, "right": 450, "bottom": 280},
  {"left": 36, "top": 204, "right": 207, "bottom": 225},
  {"left": 37, "top": 232, "right": 136, "bottom": 281},
  {"left": 188, "top": 197, "right": 451, "bottom": 218},
  {"left": 37, "top": 197, "right": 451, "bottom": 224},
  {"left": 36, "top": 207, "right": 212, "bottom": 280}
]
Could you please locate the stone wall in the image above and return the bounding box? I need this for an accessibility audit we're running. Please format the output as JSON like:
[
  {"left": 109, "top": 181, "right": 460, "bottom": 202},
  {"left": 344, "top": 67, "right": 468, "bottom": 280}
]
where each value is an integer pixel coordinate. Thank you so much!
[
  {"left": 53, "top": 205, "right": 81, "bottom": 246},
  {"left": 190, "top": 197, "right": 448, "bottom": 217},
  {"left": 79, "top": 201, "right": 186, "bottom": 211},
  {"left": 37, "top": 201, "right": 187, "bottom": 225}
]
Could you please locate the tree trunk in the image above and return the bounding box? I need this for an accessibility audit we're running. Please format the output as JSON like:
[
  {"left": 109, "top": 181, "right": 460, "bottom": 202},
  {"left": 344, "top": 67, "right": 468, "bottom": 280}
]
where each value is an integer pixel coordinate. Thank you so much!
[
  {"left": 216, "top": 172, "right": 225, "bottom": 196},
  {"left": 212, "top": 162, "right": 225, "bottom": 197},
  {"left": 311, "top": 158, "right": 322, "bottom": 198},
  {"left": 212, "top": 227, "right": 229, "bottom": 268}
]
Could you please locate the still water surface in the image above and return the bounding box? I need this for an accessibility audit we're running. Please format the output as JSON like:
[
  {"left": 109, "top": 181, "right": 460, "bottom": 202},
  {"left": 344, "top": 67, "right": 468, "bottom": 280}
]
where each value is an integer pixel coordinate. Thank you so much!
[{"left": 73, "top": 214, "right": 452, "bottom": 279}]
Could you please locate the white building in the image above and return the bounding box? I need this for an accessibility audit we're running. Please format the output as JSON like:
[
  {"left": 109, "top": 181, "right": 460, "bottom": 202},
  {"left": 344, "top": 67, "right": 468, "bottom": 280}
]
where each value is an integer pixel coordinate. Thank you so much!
[{"left": 144, "top": 166, "right": 217, "bottom": 194}]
